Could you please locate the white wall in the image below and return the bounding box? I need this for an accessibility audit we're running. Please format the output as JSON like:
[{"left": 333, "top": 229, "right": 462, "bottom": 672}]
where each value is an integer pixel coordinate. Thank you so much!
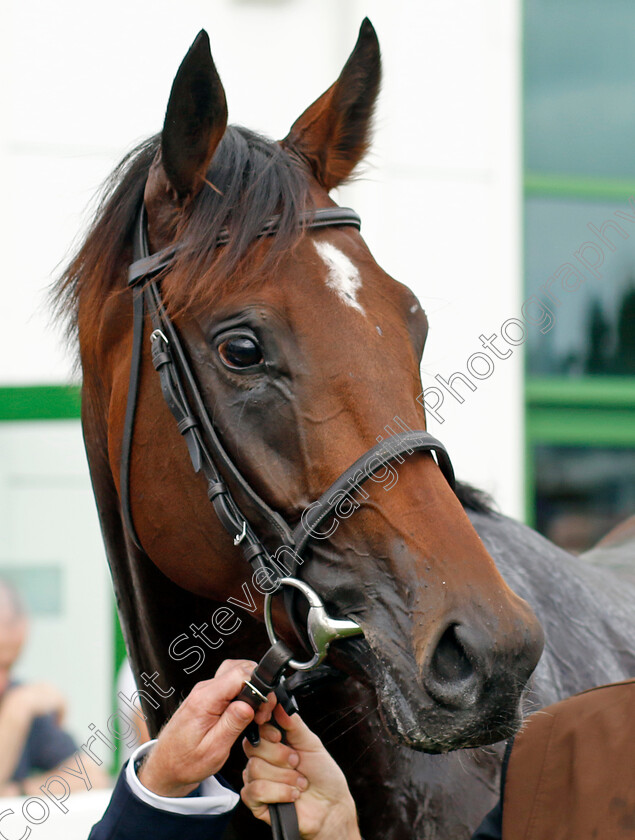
[
  {"left": 0, "top": 0, "right": 525, "bottom": 512},
  {"left": 338, "top": 0, "right": 524, "bottom": 517},
  {"left": 0, "top": 421, "right": 112, "bottom": 743}
]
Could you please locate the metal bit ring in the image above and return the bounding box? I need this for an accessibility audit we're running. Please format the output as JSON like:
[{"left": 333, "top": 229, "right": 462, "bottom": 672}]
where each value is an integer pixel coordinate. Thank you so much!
[{"left": 264, "top": 577, "right": 363, "bottom": 671}]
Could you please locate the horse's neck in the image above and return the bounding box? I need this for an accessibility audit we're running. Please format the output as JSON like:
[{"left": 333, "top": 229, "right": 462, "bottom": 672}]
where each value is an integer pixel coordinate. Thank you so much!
[{"left": 469, "top": 510, "right": 635, "bottom": 704}]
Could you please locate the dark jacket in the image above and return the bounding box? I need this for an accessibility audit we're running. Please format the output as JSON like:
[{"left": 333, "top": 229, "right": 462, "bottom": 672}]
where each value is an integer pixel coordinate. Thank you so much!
[{"left": 87, "top": 766, "right": 233, "bottom": 840}]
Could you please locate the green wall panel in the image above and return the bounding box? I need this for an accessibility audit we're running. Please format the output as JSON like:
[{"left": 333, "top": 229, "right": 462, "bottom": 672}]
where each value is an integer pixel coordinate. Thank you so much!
[{"left": 0, "top": 385, "right": 81, "bottom": 421}]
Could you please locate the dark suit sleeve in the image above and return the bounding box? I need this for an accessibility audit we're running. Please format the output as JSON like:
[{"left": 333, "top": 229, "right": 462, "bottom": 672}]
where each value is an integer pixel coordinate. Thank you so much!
[
  {"left": 471, "top": 799, "right": 502, "bottom": 839},
  {"left": 470, "top": 738, "right": 514, "bottom": 840},
  {"left": 87, "top": 768, "right": 235, "bottom": 840}
]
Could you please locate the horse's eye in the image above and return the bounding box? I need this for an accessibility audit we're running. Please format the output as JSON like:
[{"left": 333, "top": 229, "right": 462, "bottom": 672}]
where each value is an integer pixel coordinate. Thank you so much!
[{"left": 217, "top": 336, "right": 264, "bottom": 369}]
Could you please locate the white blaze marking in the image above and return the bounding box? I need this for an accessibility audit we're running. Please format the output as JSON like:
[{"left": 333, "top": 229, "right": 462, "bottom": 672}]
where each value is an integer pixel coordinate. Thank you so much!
[{"left": 313, "top": 240, "right": 365, "bottom": 315}]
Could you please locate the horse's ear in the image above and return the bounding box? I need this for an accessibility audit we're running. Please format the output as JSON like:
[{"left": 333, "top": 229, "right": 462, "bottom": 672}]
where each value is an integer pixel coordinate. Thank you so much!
[
  {"left": 282, "top": 18, "right": 381, "bottom": 191},
  {"left": 150, "top": 30, "right": 228, "bottom": 202}
]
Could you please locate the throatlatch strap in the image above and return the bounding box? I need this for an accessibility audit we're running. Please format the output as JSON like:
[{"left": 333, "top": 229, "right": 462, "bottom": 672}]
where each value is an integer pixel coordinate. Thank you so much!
[{"left": 120, "top": 288, "right": 145, "bottom": 551}]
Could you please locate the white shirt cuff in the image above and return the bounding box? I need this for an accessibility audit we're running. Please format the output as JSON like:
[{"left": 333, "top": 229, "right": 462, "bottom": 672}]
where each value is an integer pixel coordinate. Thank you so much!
[{"left": 125, "top": 740, "right": 240, "bottom": 816}]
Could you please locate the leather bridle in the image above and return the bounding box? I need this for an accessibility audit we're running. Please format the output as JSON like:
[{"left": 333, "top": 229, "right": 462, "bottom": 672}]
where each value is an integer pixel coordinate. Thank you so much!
[{"left": 121, "top": 200, "right": 456, "bottom": 839}]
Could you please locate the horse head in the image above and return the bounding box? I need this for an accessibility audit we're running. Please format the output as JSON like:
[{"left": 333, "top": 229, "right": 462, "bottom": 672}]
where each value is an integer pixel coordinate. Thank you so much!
[{"left": 67, "top": 21, "right": 543, "bottom": 754}]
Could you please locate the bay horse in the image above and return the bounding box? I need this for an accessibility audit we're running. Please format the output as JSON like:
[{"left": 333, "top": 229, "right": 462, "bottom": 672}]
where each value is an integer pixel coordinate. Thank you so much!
[{"left": 55, "top": 20, "right": 552, "bottom": 839}]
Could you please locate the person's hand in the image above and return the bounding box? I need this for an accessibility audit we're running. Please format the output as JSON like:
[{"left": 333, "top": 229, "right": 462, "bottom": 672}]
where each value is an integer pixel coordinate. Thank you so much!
[
  {"left": 241, "top": 705, "right": 361, "bottom": 840},
  {"left": 4, "top": 683, "right": 66, "bottom": 725},
  {"left": 138, "top": 659, "right": 276, "bottom": 798}
]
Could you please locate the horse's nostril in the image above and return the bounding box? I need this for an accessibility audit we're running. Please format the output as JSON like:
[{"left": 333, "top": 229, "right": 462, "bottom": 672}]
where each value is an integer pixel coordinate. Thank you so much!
[
  {"left": 430, "top": 624, "right": 474, "bottom": 683},
  {"left": 424, "top": 623, "right": 482, "bottom": 710}
]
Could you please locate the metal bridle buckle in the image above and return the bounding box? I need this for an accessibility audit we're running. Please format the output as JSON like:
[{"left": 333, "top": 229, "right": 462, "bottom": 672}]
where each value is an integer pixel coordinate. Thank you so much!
[
  {"left": 150, "top": 328, "right": 169, "bottom": 345},
  {"left": 264, "top": 577, "right": 363, "bottom": 671},
  {"left": 242, "top": 679, "right": 269, "bottom": 704},
  {"left": 233, "top": 521, "right": 247, "bottom": 546}
]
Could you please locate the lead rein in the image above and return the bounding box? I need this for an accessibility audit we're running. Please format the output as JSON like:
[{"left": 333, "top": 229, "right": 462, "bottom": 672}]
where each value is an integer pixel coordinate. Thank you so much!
[{"left": 236, "top": 640, "right": 302, "bottom": 840}]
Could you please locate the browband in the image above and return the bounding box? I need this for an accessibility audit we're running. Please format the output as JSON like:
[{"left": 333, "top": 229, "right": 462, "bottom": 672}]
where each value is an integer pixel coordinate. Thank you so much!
[{"left": 128, "top": 206, "right": 362, "bottom": 287}]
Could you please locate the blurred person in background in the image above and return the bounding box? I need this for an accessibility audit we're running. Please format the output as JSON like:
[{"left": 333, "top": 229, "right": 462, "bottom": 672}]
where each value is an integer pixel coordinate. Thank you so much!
[{"left": 0, "top": 579, "right": 109, "bottom": 795}]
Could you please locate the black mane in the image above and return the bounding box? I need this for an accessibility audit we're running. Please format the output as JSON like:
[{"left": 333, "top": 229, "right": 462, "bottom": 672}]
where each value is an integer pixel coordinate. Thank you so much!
[
  {"left": 54, "top": 126, "right": 311, "bottom": 334},
  {"left": 455, "top": 481, "right": 495, "bottom": 514},
  {"left": 163, "top": 126, "right": 311, "bottom": 313}
]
